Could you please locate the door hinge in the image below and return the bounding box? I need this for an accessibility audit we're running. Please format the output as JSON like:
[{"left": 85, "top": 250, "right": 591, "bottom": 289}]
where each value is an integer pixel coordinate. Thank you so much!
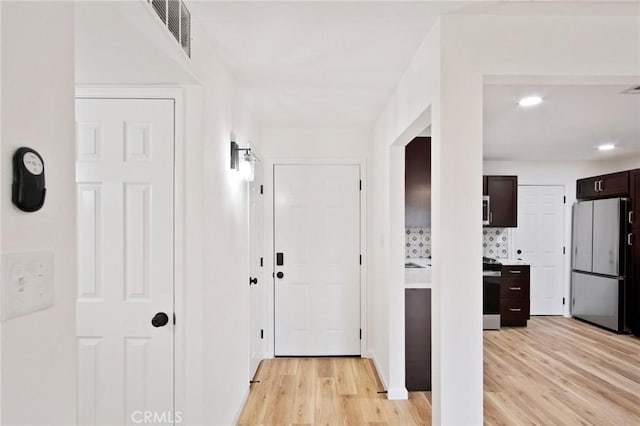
[
  {"left": 260, "top": 329, "right": 264, "bottom": 339},
  {"left": 360, "top": 329, "right": 362, "bottom": 340},
  {"left": 260, "top": 185, "right": 264, "bottom": 194},
  {"left": 359, "top": 180, "right": 362, "bottom": 191},
  {"left": 562, "top": 297, "right": 565, "bottom": 305},
  {"left": 260, "top": 257, "right": 264, "bottom": 267},
  {"left": 563, "top": 246, "right": 566, "bottom": 254},
  {"left": 563, "top": 196, "right": 566, "bottom": 204},
  {"left": 359, "top": 254, "right": 362, "bottom": 265},
  {"left": 173, "top": 313, "right": 176, "bottom": 325}
]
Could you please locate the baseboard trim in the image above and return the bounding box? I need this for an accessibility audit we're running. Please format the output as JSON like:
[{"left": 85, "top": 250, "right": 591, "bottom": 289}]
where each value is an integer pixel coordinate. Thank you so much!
[
  {"left": 367, "top": 350, "right": 389, "bottom": 393},
  {"left": 387, "top": 387, "right": 409, "bottom": 400}
]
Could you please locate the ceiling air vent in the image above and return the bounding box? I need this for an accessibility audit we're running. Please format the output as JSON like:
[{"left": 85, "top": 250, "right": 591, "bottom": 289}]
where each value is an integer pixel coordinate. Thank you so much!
[
  {"left": 622, "top": 85, "right": 640, "bottom": 94},
  {"left": 148, "top": 0, "right": 191, "bottom": 58}
]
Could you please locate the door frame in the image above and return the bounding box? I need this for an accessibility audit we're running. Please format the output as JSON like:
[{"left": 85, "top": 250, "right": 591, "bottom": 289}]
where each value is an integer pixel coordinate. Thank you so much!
[
  {"left": 264, "top": 158, "right": 367, "bottom": 358},
  {"left": 248, "top": 156, "right": 266, "bottom": 378},
  {"left": 511, "top": 184, "right": 567, "bottom": 316},
  {"left": 75, "top": 87, "right": 185, "bottom": 420}
]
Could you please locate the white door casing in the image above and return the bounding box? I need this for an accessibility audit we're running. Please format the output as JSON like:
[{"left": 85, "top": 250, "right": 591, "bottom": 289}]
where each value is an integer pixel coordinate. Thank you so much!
[
  {"left": 76, "top": 98, "right": 175, "bottom": 425},
  {"left": 249, "top": 159, "right": 265, "bottom": 378},
  {"left": 273, "top": 164, "right": 361, "bottom": 356},
  {"left": 513, "top": 185, "right": 565, "bottom": 315}
]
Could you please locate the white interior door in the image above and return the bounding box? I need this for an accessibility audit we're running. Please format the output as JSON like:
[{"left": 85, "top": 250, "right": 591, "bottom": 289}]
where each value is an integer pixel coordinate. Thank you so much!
[
  {"left": 249, "top": 160, "right": 265, "bottom": 377},
  {"left": 76, "top": 98, "right": 175, "bottom": 425},
  {"left": 513, "top": 185, "right": 565, "bottom": 315},
  {"left": 274, "top": 164, "right": 361, "bottom": 356}
]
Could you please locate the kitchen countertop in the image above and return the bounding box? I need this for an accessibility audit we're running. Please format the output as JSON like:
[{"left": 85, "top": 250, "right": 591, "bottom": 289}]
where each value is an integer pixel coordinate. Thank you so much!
[
  {"left": 405, "top": 257, "right": 432, "bottom": 289},
  {"left": 495, "top": 258, "right": 530, "bottom": 266}
]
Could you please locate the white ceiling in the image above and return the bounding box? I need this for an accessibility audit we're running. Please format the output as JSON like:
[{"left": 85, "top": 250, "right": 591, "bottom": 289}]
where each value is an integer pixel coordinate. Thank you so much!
[
  {"left": 189, "top": 1, "right": 638, "bottom": 129},
  {"left": 188, "top": 1, "right": 464, "bottom": 127},
  {"left": 483, "top": 84, "right": 640, "bottom": 161},
  {"left": 75, "top": 1, "right": 640, "bottom": 162}
]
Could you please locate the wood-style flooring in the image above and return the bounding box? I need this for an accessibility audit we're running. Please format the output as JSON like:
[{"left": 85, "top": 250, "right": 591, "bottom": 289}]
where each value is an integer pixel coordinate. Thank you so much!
[
  {"left": 237, "top": 357, "right": 431, "bottom": 425},
  {"left": 238, "top": 317, "right": 640, "bottom": 425},
  {"left": 484, "top": 317, "right": 640, "bottom": 425}
]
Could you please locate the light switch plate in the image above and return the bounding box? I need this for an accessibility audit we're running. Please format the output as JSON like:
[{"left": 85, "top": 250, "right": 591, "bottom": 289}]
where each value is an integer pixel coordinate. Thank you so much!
[{"left": 2, "top": 251, "right": 54, "bottom": 320}]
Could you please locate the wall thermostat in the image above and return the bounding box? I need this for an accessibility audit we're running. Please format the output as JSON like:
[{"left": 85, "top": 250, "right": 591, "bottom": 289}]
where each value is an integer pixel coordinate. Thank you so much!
[{"left": 12, "top": 147, "right": 46, "bottom": 212}]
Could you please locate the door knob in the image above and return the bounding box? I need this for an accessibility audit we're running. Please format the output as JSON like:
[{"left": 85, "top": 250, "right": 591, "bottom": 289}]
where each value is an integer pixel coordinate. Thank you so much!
[
  {"left": 151, "top": 312, "right": 169, "bottom": 327},
  {"left": 276, "top": 271, "right": 284, "bottom": 279},
  {"left": 249, "top": 277, "right": 258, "bottom": 285}
]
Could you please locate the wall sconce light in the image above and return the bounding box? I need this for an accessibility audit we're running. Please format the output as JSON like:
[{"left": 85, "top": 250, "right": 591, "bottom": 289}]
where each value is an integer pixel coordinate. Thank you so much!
[{"left": 230, "top": 141, "right": 259, "bottom": 182}]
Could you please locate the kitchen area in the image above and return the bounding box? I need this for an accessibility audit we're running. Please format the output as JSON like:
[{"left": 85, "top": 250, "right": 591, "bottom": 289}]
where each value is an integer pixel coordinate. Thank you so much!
[
  {"left": 403, "top": 135, "right": 535, "bottom": 392},
  {"left": 404, "top": 83, "right": 640, "bottom": 398}
]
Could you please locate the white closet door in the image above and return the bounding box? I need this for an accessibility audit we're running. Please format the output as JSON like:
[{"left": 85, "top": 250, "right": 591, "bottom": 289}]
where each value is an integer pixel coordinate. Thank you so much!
[{"left": 76, "top": 98, "right": 175, "bottom": 425}]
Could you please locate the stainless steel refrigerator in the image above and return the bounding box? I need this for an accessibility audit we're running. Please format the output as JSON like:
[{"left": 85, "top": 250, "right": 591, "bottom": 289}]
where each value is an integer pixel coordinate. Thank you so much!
[{"left": 571, "top": 198, "right": 630, "bottom": 332}]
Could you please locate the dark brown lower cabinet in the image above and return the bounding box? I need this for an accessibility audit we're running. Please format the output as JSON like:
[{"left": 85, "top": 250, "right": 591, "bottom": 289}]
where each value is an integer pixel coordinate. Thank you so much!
[
  {"left": 500, "top": 265, "right": 530, "bottom": 327},
  {"left": 405, "top": 289, "right": 431, "bottom": 391}
]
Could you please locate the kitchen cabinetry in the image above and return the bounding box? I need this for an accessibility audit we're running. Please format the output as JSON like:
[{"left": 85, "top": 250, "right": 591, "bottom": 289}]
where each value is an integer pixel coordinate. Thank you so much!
[
  {"left": 500, "top": 265, "right": 530, "bottom": 327},
  {"left": 630, "top": 170, "right": 640, "bottom": 336},
  {"left": 576, "top": 169, "right": 639, "bottom": 336},
  {"left": 629, "top": 169, "right": 640, "bottom": 228},
  {"left": 576, "top": 171, "right": 629, "bottom": 200},
  {"left": 405, "top": 137, "right": 431, "bottom": 228},
  {"left": 405, "top": 289, "right": 431, "bottom": 391},
  {"left": 484, "top": 175, "right": 518, "bottom": 227}
]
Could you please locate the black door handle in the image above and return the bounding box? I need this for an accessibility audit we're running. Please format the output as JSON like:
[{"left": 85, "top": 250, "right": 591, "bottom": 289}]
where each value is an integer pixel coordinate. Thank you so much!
[
  {"left": 151, "top": 312, "right": 169, "bottom": 327},
  {"left": 276, "top": 271, "right": 284, "bottom": 279},
  {"left": 249, "top": 277, "right": 258, "bottom": 285}
]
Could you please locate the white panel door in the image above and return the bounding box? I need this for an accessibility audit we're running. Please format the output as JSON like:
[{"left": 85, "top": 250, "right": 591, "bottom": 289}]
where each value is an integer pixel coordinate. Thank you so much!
[
  {"left": 274, "top": 164, "right": 361, "bottom": 356},
  {"left": 513, "top": 185, "right": 565, "bottom": 315},
  {"left": 249, "top": 159, "right": 265, "bottom": 378},
  {"left": 76, "top": 98, "right": 174, "bottom": 426}
]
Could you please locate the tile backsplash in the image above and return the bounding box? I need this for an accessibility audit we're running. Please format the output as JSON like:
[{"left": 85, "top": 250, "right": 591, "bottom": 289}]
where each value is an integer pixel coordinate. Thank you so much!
[
  {"left": 406, "top": 227, "right": 431, "bottom": 258},
  {"left": 483, "top": 228, "right": 509, "bottom": 258},
  {"left": 407, "top": 227, "right": 509, "bottom": 259}
]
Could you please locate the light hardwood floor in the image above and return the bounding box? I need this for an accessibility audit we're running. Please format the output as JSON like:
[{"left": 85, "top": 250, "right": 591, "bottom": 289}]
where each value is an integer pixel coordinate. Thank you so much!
[
  {"left": 484, "top": 317, "right": 640, "bottom": 425},
  {"left": 238, "top": 317, "right": 640, "bottom": 425}
]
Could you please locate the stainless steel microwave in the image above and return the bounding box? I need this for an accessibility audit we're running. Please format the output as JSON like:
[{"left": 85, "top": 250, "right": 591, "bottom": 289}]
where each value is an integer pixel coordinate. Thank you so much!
[{"left": 483, "top": 196, "right": 490, "bottom": 225}]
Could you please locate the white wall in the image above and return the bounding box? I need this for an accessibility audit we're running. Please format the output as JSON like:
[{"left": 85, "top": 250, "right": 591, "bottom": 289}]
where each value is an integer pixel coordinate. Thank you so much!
[
  {"left": 593, "top": 154, "right": 640, "bottom": 174},
  {"left": 370, "top": 23, "right": 441, "bottom": 403},
  {"left": 373, "top": 13, "right": 639, "bottom": 425},
  {"left": 261, "top": 127, "right": 370, "bottom": 159},
  {"left": 185, "top": 14, "right": 260, "bottom": 425},
  {"left": 1, "top": 2, "right": 77, "bottom": 425}
]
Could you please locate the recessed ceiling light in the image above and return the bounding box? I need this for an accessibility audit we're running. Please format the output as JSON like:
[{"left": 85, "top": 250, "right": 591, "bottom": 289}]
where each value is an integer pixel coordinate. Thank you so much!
[
  {"left": 597, "top": 143, "right": 616, "bottom": 151},
  {"left": 518, "top": 96, "right": 543, "bottom": 107}
]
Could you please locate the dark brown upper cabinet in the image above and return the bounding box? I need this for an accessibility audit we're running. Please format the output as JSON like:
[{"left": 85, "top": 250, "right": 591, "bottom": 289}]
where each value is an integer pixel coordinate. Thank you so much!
[
  {"left": 631, "top": 169, "right": 640, "bottom": 229},
  {"left": 405, "top": 137, "right": 431, "bottom": 228},
  {"left": 577, "top": 171, "right": 629, "bottom": 200},
  {"left": 483, "top": 175, "right": 518, "bottom": 227}
]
